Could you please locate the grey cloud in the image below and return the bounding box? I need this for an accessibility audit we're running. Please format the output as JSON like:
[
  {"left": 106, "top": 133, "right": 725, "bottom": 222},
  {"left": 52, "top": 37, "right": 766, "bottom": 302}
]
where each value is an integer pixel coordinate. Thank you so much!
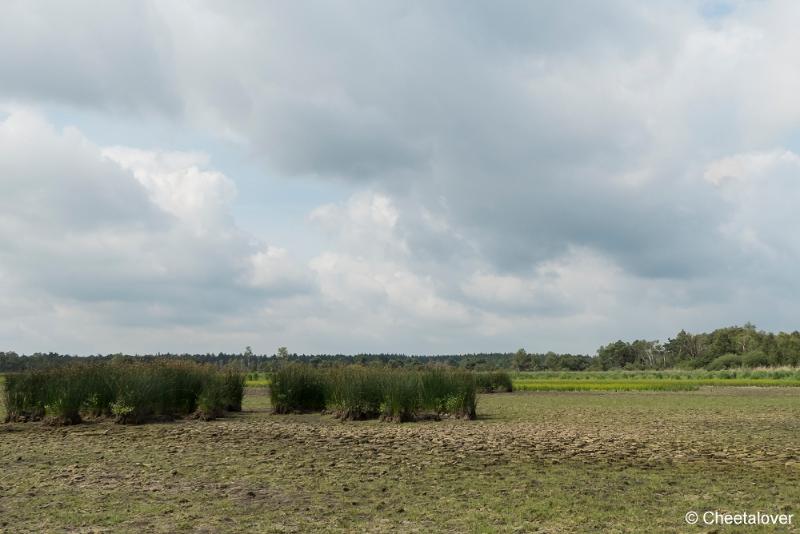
[
  {"left": 153, "top": 1, "right": 734, "bottom": 280},
  {"left": 0, "top": 111, "right": 312, "bottom": 336},
  {"left": 0, "top": 141, "right": 164, "bottom": 233},
  {"left": 0, "top": 1, "right": 177, "bottom": 113},
  {"left": 2, "top": 1, "right": 800, "bottom": 353}
]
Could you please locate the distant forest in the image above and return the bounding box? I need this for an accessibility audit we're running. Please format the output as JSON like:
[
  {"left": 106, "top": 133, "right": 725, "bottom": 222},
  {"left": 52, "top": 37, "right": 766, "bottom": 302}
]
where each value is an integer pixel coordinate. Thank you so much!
[{"left": 2, "top": 324, "right": 799, "bottom": 372}]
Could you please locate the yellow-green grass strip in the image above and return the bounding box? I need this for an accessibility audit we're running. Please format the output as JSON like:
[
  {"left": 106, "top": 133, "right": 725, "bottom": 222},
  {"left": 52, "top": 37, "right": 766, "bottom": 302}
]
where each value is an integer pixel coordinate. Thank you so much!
[{"left": 512, "top": 378, "right": 800, "bottom": 391}]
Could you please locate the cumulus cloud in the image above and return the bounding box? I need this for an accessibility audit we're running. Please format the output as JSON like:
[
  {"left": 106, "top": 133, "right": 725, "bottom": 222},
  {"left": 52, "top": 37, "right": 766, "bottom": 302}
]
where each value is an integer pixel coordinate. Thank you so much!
[
  {"left": 0, "top": 108, "right": 311, "bottom": 351},
  {"left": 102, "top": 147, "right": 237, "bottom": 227},
  {"left": 306, "top": 192, "right": 476, "bottom": 345},
  {"left": 2, "top": 2, "right": 800, "bottom": 352},
  {"left": 20, "top": 0, "right": 786, "bottom": 279},
  {"left": 460, "top": 249, "right": 620, "bottom": 317}
]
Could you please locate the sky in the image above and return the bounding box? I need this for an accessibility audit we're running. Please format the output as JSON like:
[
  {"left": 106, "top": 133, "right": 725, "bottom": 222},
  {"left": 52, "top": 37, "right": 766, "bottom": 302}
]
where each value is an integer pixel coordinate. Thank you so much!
[{"left": 2, "top": 0, "right": 800, "bottom": 356}]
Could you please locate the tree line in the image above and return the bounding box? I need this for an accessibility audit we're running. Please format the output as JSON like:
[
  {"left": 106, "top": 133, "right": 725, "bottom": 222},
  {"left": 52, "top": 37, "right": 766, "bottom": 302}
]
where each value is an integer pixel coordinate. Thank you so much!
[
  {"left": 1, "top": 324, "right": 798, "bottom": 372},
  {"left": 0, "top": 350, "right": 591, "bottom": 373},
  {"left": 595, "top": 323, "right": 800, "bottom": 370}
]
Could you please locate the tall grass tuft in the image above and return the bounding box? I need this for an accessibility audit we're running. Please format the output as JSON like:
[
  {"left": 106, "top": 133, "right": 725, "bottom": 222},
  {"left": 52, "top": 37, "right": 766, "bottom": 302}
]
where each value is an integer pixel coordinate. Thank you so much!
[
  {"left": 269, "top": 363, "right": 327, "bottom": 413},
  {"left": 418, "top": 368, "right": 475, "bottom": 418},
  {"left": 4, "top": 371, "right": 47, "bottom": 422},
  {"left": 268, "top": 365, "right": 479, "bottom": 422},
  {"left": 221, "top": 369, "right": 246, "bottom": 412},
  {"left": 474, "top": 371, "right": 513, "bottom": 393},
  {"left": 43, "top": 363, "right": 88, "bottom": 425},
  {"left": 195, "top": 374, "right": 225, "bottom": 421},
  {"left": 80, "top": 362, "right": 117, "bottom": 417},
  {"left": 3, "top": 359, "right": 243, "bottom": 425},
  {"left": 381, "top": 370, "right": 421, "bottom": 422},
  {"left": 327, "top": 366, "right": 384, "bottom": 420}
]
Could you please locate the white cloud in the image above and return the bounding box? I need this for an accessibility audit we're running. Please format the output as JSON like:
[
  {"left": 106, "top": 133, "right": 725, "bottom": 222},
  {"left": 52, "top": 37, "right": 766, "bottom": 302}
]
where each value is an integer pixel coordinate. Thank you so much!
[
  {"left": 102, "top": 147, "right": 237, "bottom": 227},
  {"left": 245, "top": 246, "right": 311, "bottom": 294},
  {"left": 309, "top": 192, "right": 406, "bottom": 257},
  {"left": 461, "top": 248, "right": 621, "bottom": 316},
  {"left": 704, "top": 149, "right": 800, "bottom": 185},
  {"left": 3, "top": 3, "right": 800, "bottom": 353},
  {"left": 0, "top": 109, "right": 312, "bottom": 352},
  {"left": 308, "top": 192, "right": 474, "bottom": 334}
]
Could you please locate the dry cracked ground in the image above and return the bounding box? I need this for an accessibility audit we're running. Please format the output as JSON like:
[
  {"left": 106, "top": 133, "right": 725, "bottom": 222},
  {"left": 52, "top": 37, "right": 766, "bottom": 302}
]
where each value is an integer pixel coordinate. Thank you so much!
[{"left": 2, "top": 388, "right": 800, "bottom": 533}]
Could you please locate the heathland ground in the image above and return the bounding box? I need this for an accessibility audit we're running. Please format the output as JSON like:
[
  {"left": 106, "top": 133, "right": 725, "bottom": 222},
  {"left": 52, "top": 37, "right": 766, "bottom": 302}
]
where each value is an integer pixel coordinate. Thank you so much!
[{"left": 2, "top": 381, "right": 799, "bottom": 532}]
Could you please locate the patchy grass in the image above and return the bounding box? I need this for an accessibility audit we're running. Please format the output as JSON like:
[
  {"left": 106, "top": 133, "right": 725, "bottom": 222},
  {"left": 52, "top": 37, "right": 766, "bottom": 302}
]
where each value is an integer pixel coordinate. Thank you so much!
[{"left": 1, "top": 386, "right": 800, "bottom": 532}]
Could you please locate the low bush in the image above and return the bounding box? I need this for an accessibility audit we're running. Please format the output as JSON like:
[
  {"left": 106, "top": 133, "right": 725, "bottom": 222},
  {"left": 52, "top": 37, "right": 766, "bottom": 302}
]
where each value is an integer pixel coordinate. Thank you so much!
[
  {"left": 706, "top": 354, "right": 742, "bottom": 371},
  {"left": 742, "top": 350, "right": 770, "bottom": 368}
]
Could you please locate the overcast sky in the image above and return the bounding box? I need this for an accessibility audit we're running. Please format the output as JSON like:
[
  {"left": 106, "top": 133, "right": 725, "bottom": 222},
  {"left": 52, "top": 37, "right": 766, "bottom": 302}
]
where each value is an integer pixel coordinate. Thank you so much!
[{"left": 2, "top": 1, "right": 800, "bottom": 355}]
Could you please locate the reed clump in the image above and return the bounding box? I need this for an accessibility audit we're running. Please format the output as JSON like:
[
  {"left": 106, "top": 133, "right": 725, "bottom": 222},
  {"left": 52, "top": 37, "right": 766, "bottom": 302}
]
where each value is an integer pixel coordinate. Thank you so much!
[
  {"left": 3, "top": 359, "right": 245, "bottom": 425},
  {"left": 269, "top": 364, "right": 478, "bottom": 422},
  {"left": 327, "top": 366, "right": 384, "bottom": 420},
  {"left": 221, "top": 369, "right": 246, "bottom": 412},
  {"left": 269, "top": 363, "right": 327, "bottom": 414},
  {"left": 474, "top": 371, "right": 513, "bottom": 393}
]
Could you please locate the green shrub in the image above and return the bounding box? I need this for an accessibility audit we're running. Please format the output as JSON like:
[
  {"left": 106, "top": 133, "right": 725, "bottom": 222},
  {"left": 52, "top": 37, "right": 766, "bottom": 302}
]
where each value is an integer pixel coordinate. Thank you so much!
[
  {"left": 706, "top": 354, "right": 742, "bottom": 370},
  {"left": 742, "top": 350, "right": 770, "bottom": 368}
]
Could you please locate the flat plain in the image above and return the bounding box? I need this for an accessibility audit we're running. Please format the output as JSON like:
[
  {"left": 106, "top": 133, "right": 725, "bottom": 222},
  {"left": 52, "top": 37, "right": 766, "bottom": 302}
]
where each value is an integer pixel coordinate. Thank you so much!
[{"left": 2, "top": 385, "right": 800, "bottom": 533}]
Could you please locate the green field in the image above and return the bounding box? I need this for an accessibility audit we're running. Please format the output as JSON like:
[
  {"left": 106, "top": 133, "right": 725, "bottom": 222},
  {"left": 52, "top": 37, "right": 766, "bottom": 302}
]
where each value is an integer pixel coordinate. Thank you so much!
[
  {"left": 2, "top": 382, "right": 800, "bottom": 532},
  {"left": 514, "top": 369, "right": 800, "bottom": 380},
  {"left": 242, "top": 368, "right": 800, "bottom": 390},
  {"left": 513, "top": 369, "right": 800, "bottom": 391},
  {"left": 514, "top": 378, "right": 800, "bottom": 391},
  {"left": 245, "top": 372, "right": 271, "bottom": 387}
]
